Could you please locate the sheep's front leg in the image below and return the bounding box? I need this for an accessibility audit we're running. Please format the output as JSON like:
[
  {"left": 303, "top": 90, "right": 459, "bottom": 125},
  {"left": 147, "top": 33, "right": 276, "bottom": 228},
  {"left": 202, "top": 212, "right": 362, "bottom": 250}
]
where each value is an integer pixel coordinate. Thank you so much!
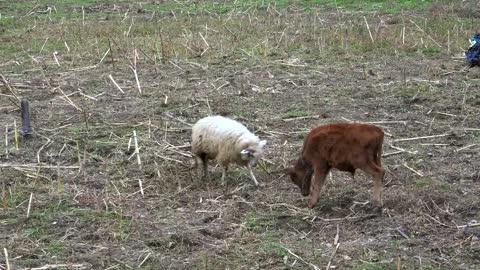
[
  {"left": 308, "top": 165, "right": 329, "bottom": 209},
  {"left": 221, "top": 164, "right": 228, "bottom": 184},
  {"left": 247, "top": 164, "right": 259, "bottom": 187}
]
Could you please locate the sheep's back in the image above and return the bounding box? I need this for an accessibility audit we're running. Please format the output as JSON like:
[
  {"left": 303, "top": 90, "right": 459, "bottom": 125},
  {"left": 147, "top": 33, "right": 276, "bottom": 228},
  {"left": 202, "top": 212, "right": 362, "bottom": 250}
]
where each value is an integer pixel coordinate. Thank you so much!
[{"left": 191, "top": 116, "right": 253, "bottom": 156}]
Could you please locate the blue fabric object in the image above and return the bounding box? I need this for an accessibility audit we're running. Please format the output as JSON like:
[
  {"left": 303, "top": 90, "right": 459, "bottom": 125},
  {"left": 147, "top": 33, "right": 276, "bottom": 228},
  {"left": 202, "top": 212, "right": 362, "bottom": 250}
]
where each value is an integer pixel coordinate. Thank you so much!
[{"left": 465, "top": 34, "right": 480, "bottom": 65}]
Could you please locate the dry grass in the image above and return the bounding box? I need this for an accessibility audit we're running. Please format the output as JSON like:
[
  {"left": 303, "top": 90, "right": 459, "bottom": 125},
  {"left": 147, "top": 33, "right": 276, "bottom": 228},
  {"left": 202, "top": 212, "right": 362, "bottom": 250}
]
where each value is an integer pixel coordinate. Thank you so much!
[{"left": 1, "top": 1, "right": 480, "bottom": 269}]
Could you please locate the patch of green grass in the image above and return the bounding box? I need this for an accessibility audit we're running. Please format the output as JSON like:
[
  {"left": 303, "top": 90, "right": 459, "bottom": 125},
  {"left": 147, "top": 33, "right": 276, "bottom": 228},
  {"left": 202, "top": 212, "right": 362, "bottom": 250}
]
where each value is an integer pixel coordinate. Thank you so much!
[
  {"left": 142, "top": 0, "right": 433, "bottom": 15},
  {"left": 470, "top": 132, "right": 480, "bottom": 143},
  {"left": 245, "top": 212, "right": 260, "bottom": 231},
  {"left": 103, "top": 211, "right": 133, "bottom": 241},
  {"left": 155, "top": 103, "right": 178, "bottom": 114},
  {"left": 415, "top": 177, "right": 431, "bottom": 188},
  {"left": 23, "top": 200, "right": 76, "bottom": 239},
  {"left": 0, "top": 218, "right": 18, "bottom": 226},
  {"left": 0, "top": 16, "right": 29, "bottom": 29},
  {"left": 396, "top": 85, "right": 431, "bottom": 100},
  {"left": 422, "top": 47, "right": 441, "bottom": 57},
  {"left": 281, "top": 109, "right": 310, "bottom": 119},
  {"left": 307, "top": 0, "right": 432, "bottom": 13},
  {"left": 244, "top": 211, "right": 276, "bottom": 233},
  {"left": 234, "top": 110, "right": 255, "bottom": 120},
  {"left": 420, "top": 266, "right": 442, "bottom": 270},
  {"left": 67, "top": 126, "right": 85, "bottom": 134},
  {"left": 349, "top": 40, "right": 396, "bottom": 54},
  {"left": 47, "top": 240, "right": 65, "bottom": 253},
  {"left": 26, "top": 38, "right": 66, "bottom": 55},
  {"left": 264, "top": 241, "right": 288, "bottom": 257},
  {"left": 3, "top": 189, "right": 30, "bottom": 208},
  {"left": 0, "top": 44, "right": 22, "bottom": 55},
  {"left": 84, "top": 138, "right": 119, "bottom": 156},
  {"left": 76, "top": 208, "right": 132, "bottom": 227},
  {"left": 23, "top": 227, "right": 46, "bottom": 238},
  {"left": 203, "top": 3, "right": 230, "bottom": 14},
  {"left": 144, "top": 0, "right": 291, "bottom": 14},
  {"left": 423, "top": 16, "right": 474, "bottom": 36},
  {"left": 307, "top": 0, "right": 383, "bottom": 11},
  {"left": 438, "top": 183, "right": 451, "bottom": 192},
  {"left": 93, "top": 139, "right": 118, "bottom": 146},
  {"left": 4, "top": 0, "right": 102, "bottom": 19},
  {"left": 297, "top": 132, "right": 307, "bottom": 140},
  {"left": 143, "top": 2, "right": 184, "bottom": 12},
  {"left": 354, "top": 261, "right": 397, "bottom": 270},
  {"left": 390, "top": 239, "right": 409, "bottom": 247},
  {"left": 286, "top": 41, "right": 303, "bottom": 51},
  {"left": 31, "top": 200, "right": 74, "bottom": 220}
]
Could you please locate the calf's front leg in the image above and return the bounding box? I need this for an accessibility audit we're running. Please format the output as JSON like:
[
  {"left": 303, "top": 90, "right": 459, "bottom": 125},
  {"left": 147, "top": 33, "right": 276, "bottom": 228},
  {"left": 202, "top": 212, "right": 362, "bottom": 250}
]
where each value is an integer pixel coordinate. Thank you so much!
[{"left": 308, "top": 165, "right": 330, "bottom": 208}]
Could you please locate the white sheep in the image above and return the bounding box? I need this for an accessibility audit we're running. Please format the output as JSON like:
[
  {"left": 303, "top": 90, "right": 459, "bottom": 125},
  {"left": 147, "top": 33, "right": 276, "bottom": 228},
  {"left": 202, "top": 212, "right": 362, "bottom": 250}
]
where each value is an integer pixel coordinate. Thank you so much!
[{"left": 191, "top": 115, "right": 267, "bottom": 186}]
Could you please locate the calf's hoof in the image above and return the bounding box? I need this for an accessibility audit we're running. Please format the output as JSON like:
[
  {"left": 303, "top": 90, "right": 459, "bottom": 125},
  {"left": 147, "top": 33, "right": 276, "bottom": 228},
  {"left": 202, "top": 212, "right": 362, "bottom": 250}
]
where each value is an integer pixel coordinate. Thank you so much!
[{"left": 307, "top": 200, "right": 317, "bottom": 209}]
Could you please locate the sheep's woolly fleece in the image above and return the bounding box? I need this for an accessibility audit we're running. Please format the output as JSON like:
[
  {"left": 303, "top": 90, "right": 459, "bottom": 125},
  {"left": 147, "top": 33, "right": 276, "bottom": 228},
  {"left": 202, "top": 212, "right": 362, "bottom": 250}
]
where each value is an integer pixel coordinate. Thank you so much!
[{"left": 191, "top": 115, "right": 266, "bottom": 166}]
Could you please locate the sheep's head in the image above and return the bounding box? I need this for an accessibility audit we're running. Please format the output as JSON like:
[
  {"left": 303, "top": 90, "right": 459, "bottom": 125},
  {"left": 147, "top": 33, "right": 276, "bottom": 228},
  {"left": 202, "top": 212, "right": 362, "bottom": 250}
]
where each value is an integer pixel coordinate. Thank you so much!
[
  {"left": 240, "top": 139, "right": 267, "bottom": 166},
  {"left": 286, "top": 158, "right": 313, "bottom": 196}
]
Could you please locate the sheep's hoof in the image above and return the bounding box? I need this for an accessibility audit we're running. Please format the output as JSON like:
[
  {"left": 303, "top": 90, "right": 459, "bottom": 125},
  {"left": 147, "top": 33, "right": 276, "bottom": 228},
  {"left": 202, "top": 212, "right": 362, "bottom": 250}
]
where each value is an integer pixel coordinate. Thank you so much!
[
  {"left": 250, "top": 180, "right": 260, "bottom": 187},
  {"left": 372, "top": 206, "right": 383, "bottom": 216}
]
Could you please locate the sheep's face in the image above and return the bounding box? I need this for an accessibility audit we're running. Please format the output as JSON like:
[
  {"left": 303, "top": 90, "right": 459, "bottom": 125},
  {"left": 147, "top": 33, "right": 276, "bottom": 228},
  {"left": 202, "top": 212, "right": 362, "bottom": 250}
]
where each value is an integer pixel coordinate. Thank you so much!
[
  {"left": 240, "top": 140, "right": 267, "bottom": 166},
  {"left": 286, "top": 159, "right": 313, "bottom": 196}
]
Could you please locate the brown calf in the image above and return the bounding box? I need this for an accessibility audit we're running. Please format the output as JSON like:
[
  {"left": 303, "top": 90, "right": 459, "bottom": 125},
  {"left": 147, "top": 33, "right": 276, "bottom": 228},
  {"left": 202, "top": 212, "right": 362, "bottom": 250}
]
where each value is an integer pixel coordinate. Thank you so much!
[{"left": 286, "top": 122, "right": 385, "bottom": 211}]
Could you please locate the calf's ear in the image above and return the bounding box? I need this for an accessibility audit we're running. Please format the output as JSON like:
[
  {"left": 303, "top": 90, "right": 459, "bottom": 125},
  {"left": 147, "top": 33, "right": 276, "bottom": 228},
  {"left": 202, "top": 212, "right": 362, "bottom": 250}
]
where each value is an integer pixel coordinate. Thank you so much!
[{"left": 284, "top": 167, "right": 294, "bottom": 176}]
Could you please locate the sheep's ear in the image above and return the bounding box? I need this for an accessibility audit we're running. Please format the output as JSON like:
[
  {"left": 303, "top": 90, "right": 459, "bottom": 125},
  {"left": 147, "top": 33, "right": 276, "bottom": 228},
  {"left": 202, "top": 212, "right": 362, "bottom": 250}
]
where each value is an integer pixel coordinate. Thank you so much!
[
  {"left": 258, "top": 140, "right": 267, "bottom": 148},
  {"left": 240, "top": 149, "right": 250, "bottom": 160},
  {"left": 240, "top": 149, "right": 250, "bottom": 155}
]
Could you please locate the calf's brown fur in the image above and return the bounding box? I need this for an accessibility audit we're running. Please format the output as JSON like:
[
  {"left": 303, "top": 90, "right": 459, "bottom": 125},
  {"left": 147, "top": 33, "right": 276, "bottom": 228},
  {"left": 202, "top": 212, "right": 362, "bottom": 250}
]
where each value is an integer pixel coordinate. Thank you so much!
[{"left": 287, "top": 122, "right": 385, "bottom": 211}]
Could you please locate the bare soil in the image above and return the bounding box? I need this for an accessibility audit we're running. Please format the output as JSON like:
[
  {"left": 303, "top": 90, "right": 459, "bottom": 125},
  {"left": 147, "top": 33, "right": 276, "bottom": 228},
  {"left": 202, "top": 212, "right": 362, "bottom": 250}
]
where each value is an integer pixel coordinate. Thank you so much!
[{"left": 1, "top": 2, "right": 479, "bottom": 269}]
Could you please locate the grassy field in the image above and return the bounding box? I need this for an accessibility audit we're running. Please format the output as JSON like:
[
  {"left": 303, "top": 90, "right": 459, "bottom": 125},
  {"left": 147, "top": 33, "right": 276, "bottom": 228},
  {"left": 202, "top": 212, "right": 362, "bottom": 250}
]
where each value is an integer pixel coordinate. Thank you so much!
[{"left": 1, "top": 0, "right": 480, "bottom": 269}]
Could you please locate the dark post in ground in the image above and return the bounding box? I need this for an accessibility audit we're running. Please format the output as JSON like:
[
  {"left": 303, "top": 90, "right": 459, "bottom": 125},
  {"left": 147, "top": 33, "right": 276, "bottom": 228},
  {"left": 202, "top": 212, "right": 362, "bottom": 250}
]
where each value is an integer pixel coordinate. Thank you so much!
[{"left": 19, "top": 99, "right": 32, "bottom": 136}]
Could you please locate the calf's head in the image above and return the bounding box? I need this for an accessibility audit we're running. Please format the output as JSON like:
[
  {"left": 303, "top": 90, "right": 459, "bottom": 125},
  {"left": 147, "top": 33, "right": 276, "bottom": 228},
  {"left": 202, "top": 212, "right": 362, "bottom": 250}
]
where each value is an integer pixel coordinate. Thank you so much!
[{"left": 286, "top": 158, "right": 313, "bottom": 196}]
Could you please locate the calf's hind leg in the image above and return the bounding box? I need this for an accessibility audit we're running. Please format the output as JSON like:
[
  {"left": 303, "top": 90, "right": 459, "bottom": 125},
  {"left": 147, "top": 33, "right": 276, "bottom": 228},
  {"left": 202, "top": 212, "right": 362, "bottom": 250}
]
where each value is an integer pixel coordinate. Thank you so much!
[{"left": 360, "top": 161, "right": 385, "bottom": 211}]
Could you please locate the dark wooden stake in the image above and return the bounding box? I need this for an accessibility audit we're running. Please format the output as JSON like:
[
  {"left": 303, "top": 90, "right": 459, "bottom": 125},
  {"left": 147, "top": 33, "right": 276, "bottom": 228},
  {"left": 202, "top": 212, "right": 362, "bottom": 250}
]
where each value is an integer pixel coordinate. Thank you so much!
[{"left": 19, "top": 99, "right": 32, "bottom": 136}]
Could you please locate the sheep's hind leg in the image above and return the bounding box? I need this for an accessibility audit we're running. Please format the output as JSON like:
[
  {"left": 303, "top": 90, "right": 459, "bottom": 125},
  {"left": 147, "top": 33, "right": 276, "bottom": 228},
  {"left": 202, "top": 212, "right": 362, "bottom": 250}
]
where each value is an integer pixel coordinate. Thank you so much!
[
  {"left": 247, "top": 164, "right": 259, "bottom": 187},
  {"left": 201, "top": 156, "right": 208, "bottom": 178}
]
